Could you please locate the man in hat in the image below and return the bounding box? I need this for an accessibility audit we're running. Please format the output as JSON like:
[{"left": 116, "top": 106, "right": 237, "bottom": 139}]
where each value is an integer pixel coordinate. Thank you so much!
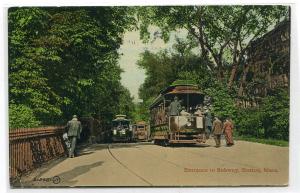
[
  {"left": 212, "top": 116, "right": 223, "bottom": 147},
  {"left": 169, "top": 96, "right": 181, "bottom": 116},
  {"left": 66, "top": 115, "right": 82, "bottom": 158}
]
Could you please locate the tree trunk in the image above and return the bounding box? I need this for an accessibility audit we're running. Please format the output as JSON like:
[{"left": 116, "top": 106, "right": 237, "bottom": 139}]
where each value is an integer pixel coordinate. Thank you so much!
[
  {"left": 216, "top": 65, "right": 225, "bottom": 82},
  {"left": 228, "top": 64, "right": 238, "bottom": 88},
  {"left": 228, "top": 39, "right": 239, "bottom": 88},
  {"left": 238, "top": 64, "right": 249, "bottom": 97}
]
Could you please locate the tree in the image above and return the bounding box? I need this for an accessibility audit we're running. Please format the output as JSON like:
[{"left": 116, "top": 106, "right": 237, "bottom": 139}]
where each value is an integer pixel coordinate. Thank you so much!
[
  {"left": 137, "top": 38, "right": 207, "bottom": 102},
  {"left": 9, "top": 8, "right": 63, "bottom": 124},
  {"left": 136, "top": 6, "right": 289, "bottom": 86},
  {"left": 9, "top": 104, "right": 41, "bottom": 129},
  {"left": 260, "top": 88, "right": 289, "bottom": 140},
  {"left": 8, "top": 7, "right": 136, "bottom": 127}
]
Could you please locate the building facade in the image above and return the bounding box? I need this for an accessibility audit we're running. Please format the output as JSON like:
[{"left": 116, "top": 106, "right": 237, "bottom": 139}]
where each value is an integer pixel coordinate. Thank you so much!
[{"left": 237, "top": 20, "right": 290, "bottom": 108}]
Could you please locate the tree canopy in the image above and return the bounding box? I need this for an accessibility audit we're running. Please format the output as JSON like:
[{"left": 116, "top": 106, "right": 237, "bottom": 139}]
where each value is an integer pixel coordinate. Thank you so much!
[
  {"left": 9, "top": 7, "right": 136, "bottom": 128},
  {"left": 136, "top": 6, "right": 289, "bottom": 86}
]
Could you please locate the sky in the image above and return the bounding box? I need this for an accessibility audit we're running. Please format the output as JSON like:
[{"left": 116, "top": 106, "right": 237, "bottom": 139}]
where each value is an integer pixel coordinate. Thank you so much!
[{"left": 118, "top": 27, "right": 187, "bottom": 102}]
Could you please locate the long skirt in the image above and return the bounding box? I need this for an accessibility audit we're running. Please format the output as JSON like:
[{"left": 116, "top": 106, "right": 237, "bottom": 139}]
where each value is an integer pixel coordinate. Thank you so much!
[{"left": 224, "top": 129, "right": 234, "bottom": 145}]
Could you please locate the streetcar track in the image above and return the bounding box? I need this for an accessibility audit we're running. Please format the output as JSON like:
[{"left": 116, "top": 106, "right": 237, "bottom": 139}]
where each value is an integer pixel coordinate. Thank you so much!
[
  {"left": 139, "top": 143, "right": 258, "bottom": 169},
  {"left": 136, "top": 146, "right": 184, "bottom": 169},
  {"left": 107, "top": 144, "right": 153, "bottom": 186}
]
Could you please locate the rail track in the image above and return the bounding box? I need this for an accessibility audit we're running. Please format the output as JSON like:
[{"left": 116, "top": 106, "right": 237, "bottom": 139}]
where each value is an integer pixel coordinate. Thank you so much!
[{"left": 107, "top": 143, "right": 153, "bottom": 186}]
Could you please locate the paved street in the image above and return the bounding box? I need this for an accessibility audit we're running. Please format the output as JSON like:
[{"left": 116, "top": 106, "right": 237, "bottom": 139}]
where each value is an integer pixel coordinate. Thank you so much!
[{"left": 19, "top": 139, "right": 288, "bottom": 187}]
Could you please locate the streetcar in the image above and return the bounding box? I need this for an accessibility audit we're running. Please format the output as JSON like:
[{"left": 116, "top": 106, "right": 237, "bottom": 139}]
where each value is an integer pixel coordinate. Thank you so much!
[
  {"left": 132, "top": 121, "right": 151, "bottom": 142},
  {"left": 149, "top": 80, "right": 207, "bottom": 146},
  {"left": 111, "top": 115, "right": 132, "bottom": 142}
]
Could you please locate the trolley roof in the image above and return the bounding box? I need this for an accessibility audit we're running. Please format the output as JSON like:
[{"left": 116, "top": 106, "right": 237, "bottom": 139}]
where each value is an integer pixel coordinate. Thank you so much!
[
  {"left": 150, "top": 80, "right": 203, "bottom": 109},
  {"left": 112, "top": 114, "right": 130, "bottom": 122},
  {"left": 134, "top": 121, "right": 147, "bottom": 126}
]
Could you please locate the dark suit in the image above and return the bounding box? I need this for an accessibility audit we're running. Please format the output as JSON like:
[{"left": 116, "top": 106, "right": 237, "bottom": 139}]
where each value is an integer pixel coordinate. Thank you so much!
[{"left": 66, "top": 118, "right": 82, "bottom": 157}]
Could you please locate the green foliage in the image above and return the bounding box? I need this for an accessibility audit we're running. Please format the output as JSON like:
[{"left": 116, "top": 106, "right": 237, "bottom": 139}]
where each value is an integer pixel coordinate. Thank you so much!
[
  {"left": 170, "top": 79, "right": 197, "bottom": 86},
  {"left": 9, "top": 104, "right": 41, "bottom": 129},
  {"left": 137, "top": 38, "right": 208, "bottom": 101},
  {"left": 9, "top": 8, "right": 62, "bottom": 124},
  {"left": 235, "top": 108, "right": 264, "bottom": 138},
  {"left": 234, "top": 135, "right": 288, "bottom": 147},
  {"left": 260, "top": 88, "right": 289, "bottom": 140},
  {"left": 8, "top": 7, "right": 136, "bottom": 127},
  {"left": 117, "top": 87, "right": 136, "bottom": 120},
  {"left": 132, "top": 97, "right": 154, "bottom": 123},
  {"left": 235, "top": 88, "right": 289, "bottom": 141},
  {"left": 204, "top": 82, "right": 237, "bottom": 120},
  {"left": 136, "top": 6, "right": 289, "bottom": 82}
]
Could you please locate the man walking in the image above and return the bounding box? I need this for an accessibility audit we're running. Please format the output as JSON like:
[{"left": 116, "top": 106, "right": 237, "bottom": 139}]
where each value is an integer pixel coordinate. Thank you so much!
[
  {"left": 212, "top": 116, "right": 223, "bottom": 148},
  {"left": 66, "top": 115, "right": 82, "bottom": 158},
  {"left": 223, "top": 117, "right": 234, "bottom": 146}
]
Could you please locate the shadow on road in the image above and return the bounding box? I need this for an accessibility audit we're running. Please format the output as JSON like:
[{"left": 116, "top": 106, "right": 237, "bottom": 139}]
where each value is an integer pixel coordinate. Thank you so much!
[{"left": 56, "top": 161, "right": 104, "bottom": 186}]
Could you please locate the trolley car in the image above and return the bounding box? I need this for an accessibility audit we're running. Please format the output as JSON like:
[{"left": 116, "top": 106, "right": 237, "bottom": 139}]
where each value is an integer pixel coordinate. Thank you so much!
[
  {"left": 111, "top": 115, "right": 132, "bottom": 142},
  {"left": 132, "top": 121, "right": 150, "bottom": 142},
  {"left": 150, "top": 80, "right": 207, "bottom": 145}
]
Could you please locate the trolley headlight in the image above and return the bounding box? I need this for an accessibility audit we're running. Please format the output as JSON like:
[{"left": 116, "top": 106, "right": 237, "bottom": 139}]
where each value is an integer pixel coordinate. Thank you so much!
[{"left": 113, "top": 129, "right": 117, "bottom": 135}]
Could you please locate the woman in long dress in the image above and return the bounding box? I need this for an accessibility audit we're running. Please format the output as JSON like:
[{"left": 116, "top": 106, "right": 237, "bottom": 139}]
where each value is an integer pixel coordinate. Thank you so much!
[{"left": 223, "top": 118, "right": 234, "bottom": 146}]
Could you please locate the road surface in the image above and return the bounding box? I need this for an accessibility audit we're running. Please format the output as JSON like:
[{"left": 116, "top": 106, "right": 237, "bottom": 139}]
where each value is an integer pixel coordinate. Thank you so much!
[{"left": 18, "top": 139, "right": 288, "bottom": 187}]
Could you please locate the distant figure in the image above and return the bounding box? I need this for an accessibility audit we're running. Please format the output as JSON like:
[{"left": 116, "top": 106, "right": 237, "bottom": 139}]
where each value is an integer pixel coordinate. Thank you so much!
[
  {"left": 205, "top": 111, "right": 213, "bottom": 136},
  {"left": 194, "top": 106, "right": 203, "bottom": 116},
  {"left": 180, "top": 107, "right": 190, "bottom": 116},
  {"left": 66, "top": 115, "right": 82, "bottom": 158},
  {"left": 212, "top": 116, "right": 223, "bottom": 148},
  {"left": 223, "top": 117, "right": 234, "bottom": 146},
  {"left": 169, "top": 96, "right": 181, "bottom": 116}
]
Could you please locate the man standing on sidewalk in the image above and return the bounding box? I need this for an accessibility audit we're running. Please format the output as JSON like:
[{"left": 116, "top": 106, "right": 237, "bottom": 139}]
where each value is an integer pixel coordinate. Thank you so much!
[
  {"left": 212, "top": 116, "right": 223, "bottom": 148},
  {"left": 66, "top": 115, "right": 82, "bottom": 158}
]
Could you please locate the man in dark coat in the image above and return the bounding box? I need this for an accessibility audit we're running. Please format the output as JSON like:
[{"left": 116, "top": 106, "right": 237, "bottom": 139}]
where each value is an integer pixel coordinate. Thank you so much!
[
  {"left": 212, "top": 116, "right": 223, "bottom": 148},
  {"left": 205, "top": 111, "right": 213, "bottom": 137},
  {"left": 169, "top": 96, "right": 181, "bottom": 116},
  {"left": 66, "top": 115, "right": 82, "bottom": 158}
]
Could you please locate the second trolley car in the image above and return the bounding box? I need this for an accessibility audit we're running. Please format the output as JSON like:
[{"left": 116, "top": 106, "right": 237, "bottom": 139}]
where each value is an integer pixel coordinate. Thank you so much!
[
  {"left": 132, "top": 121, "right": 150, "bottom": 142},
  {"left": 111, "top": 114, "right": 132, "bottom": 142}
]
